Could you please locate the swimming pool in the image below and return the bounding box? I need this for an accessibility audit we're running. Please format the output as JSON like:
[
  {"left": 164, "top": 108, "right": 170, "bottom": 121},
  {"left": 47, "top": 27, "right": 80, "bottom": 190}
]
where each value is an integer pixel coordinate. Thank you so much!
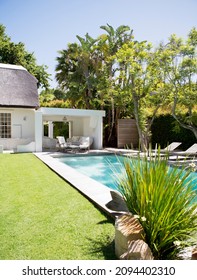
[
  {"left": 57, "top": 154, "right": 197, "bottom": 191},
  {"left": 58, "top": 154, "right": 124, "bottom": 190}
]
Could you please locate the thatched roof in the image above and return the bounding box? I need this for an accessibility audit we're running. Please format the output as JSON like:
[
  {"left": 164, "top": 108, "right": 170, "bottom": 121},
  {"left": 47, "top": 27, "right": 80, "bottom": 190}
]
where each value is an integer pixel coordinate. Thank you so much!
[{"left": 0, "top": 63, "right": 39, "bottom": 108}]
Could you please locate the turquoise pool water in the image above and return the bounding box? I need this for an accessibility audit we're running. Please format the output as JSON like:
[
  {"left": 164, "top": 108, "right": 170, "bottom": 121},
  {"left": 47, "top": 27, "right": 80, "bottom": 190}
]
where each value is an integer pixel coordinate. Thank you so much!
[
  {"left": 58, "top": 154, "right": 123, "bottom": 190},
  {"left": 57, "top": 154, "right": 197, "bottom": 192}
]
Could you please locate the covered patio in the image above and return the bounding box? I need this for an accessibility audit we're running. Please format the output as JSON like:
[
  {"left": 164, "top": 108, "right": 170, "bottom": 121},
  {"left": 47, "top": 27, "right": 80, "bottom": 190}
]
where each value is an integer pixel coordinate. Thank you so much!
[{"left": 35, "top": 107, "right": 106, "bottom": 152}]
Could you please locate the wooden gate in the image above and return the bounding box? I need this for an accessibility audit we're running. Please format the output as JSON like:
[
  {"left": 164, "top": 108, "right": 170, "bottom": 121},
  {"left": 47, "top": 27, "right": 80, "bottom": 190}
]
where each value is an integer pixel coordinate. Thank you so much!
[{"left": 117, "top": 119, "right": 139, "bottom": 148}]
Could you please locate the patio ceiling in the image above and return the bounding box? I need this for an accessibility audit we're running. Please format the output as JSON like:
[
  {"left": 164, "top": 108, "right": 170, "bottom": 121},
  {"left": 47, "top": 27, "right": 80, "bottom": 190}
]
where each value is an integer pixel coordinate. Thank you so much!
[{"left": 38, "top": 107, "right": 105, "bottom": 121}]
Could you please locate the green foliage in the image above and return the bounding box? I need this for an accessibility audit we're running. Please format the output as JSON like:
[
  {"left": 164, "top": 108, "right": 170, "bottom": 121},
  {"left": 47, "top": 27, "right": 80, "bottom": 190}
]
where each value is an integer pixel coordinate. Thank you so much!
[
  {"left": 43, "top": 121, "right": 69, "bottom": 138},
  {"left": 155, "top": 28, "right": 197, "bottom": 138},
  {"left": 0, "top": 24, "right": 50, "bottom": 89},
  {"left": 55, "top": 24, "right": 197, "bottom": 145},
  {"left": 55, "top": 24, "right": 135, "bottom": 145},
  {"left": 39, "top": 88, "right": 67, "bottom": 104},
  {"left": 151, "top": 115, "right": 196, "bottom": 150},
  {"left": 40, "top": 98, "right": 72, "bottom": 108},
  {"left": 114, "top": 40, "right": 165, "bottom": 150},
  {"left": 117, "top": 152, "right": 197, "bottom": 259},
  {"left": 55, "top": 37, "right": 100, "bottom": 109},
  {"left": 53, "top": 122, "right": 69, "bottom": 138},
  {"left": 39, "top": 88, "right": 55, "bottom": 103}
]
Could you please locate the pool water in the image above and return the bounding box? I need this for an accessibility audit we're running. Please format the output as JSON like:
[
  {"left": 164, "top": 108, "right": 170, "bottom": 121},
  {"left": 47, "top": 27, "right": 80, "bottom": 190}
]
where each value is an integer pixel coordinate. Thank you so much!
[
  {"left": 58, "top": 154, "right": 197, "bottom": 191},
  {"left": 58, "top": 154, "right": 124, "bottom": 190}
]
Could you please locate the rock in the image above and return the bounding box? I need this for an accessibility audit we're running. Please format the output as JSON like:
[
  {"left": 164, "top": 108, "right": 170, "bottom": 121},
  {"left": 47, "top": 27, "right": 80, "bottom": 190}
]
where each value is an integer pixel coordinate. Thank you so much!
[
  {"left": 120, "top": 239, "right": 154, "bottom": 260},
  {"left": 115, "top": 213, "right": 144, "bottom": 258},
  {"left": 105, "top": 190, "right": 129, "bottom": 212},
  {"left": 191, "top": 247, "right": 197, "bottom": 260}
]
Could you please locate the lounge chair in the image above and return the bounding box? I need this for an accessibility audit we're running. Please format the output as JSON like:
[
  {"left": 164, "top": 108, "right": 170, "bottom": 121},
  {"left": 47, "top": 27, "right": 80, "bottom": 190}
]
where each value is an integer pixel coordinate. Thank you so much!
[
  {"left": 56, "top": 136, "right": 68, "bottom": 151},
  {"left": 134, "top": 142, "right": 182, "bottom": 157},
  {"left": 122, "top": 142, "right": 182, "bottom": 158},
  {"left": 167, "top": 143, "right": 197, "bottom": 163},
  {"left": 153, "top": 142, "right": 182, "bottom": 153},
  {"left": 169, "top": 143, "right": 197, "bottom": 156}
]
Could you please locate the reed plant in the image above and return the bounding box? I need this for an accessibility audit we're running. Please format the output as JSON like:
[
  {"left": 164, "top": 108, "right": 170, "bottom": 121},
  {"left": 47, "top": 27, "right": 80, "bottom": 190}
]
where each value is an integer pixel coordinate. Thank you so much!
[{"left": 117, "top": 151, "right": 197, "bottom": 259}]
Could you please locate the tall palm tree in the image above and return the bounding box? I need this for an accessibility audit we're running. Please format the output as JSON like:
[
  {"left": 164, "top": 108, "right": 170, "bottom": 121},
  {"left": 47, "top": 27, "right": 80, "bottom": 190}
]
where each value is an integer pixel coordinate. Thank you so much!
[
  {"left": 56, "top": 34, "right": 101, "bottom": 109},
  {"left": 99, "top": 24, "right": 133, "bottom": 144}
]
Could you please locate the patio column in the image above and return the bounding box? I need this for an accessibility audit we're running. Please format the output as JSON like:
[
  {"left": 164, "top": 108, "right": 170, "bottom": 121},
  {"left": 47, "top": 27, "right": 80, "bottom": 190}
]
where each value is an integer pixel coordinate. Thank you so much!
[
  {"left": 35, "top": 110, "right": 43, "bottom": 152},
  {"left": 94, "top": 116, "right": 103, "bottom": 149},
  {"left": 48, "top": 121, "right": 54, "bottom": 138}
]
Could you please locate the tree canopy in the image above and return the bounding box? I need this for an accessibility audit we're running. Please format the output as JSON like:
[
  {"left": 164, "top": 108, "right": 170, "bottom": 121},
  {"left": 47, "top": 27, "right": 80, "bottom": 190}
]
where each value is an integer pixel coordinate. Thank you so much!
[
  {"left": 0, "top": 24, "right": 50, "bottom": 89},
  {"left": 155, "top": 28, "right": 197, "bottom": 139},
  {"left": 55, "top": 24, "right": 197, "bottom": 147}
]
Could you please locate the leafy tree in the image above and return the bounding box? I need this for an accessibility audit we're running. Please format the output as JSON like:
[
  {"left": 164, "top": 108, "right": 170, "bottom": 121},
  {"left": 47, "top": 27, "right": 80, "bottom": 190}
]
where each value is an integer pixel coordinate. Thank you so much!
[
  {"left": 156, "top": 28, "right": 197, "bottom": 139},
  {"left": 0, "top": 24, "right": 50, "bottom": 89},
  {"left": 39, "top": 88, "right": 55, "bottom": 103},
  {"left": 98, "top": 24, "right": 133, "bottom": 144},
  {"left": 53, "top": 88, "right": 66, "bottom": 100},
  {"left": 115, "top": 40, "right": 166, "bottom": 151},
  {"left": 56, "top": 34, "right": 101, "bottom": 109},
  {"left": 55, "top": 24, "right": 197, "bottom": 148},
  {"left": 55, "top": 24, "right": 134, "bottom": 145},
  {"left": 39, "top": 88, "right": 71, "bottom": 108}
]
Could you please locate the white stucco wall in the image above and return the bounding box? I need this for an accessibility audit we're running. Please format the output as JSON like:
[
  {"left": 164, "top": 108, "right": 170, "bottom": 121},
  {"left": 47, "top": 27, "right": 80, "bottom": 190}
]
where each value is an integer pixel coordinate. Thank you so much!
[
  {"left": 71, "top": 117, "right": 84, "bottom": 137},
  {"left": 71, "top": 116, "right": 103, "bottom": 149},
  {"left": 0, "top": 108, "right": 35, "bottom": 150},
  {"left": 0, "top": 108, "right": 35, "bottom": 138},
  {"left": 86, "top": 116, "right": 103, "bottom": 149},
  {"left": 11, "top": 108, "right": 35, "bottom": 138}
]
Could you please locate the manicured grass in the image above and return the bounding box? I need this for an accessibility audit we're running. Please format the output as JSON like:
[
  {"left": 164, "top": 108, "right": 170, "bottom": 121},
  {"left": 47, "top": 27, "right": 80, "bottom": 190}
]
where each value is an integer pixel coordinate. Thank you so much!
[{"left": 0, "top": 153, "right": 116, "bottom": 260}]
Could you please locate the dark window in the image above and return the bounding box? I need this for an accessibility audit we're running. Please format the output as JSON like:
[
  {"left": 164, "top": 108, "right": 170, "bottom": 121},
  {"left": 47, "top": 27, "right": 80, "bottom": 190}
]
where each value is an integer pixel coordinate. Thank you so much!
[{"left": 0, "top": 113, "right": 11, "bottom": 138}]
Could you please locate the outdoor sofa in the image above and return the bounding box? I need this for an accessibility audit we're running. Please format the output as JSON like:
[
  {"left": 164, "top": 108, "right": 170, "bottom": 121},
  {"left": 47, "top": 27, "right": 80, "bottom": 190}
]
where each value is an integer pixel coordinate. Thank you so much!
[{"left": 56, "top": 136, "right": 93, "bottom": 152}]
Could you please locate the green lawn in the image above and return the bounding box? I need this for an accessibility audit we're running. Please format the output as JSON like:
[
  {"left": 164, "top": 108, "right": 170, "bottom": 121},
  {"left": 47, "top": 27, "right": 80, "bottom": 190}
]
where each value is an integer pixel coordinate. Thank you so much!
[{"left": 0, "top": 153, "right": 116, "bottom": 260}]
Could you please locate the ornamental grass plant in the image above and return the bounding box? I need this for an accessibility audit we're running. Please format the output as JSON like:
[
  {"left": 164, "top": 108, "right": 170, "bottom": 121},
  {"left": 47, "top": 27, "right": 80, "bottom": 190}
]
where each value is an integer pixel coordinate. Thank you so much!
[{"left": 117, "top": 150, "right": 197, "bottom": 259}]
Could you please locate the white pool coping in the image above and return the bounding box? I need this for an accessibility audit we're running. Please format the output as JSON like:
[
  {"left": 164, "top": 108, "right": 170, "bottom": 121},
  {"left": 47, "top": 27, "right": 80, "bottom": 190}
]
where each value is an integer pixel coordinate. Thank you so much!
[{"left": 34, "top": 151, "right": 126, "bottom": 219}]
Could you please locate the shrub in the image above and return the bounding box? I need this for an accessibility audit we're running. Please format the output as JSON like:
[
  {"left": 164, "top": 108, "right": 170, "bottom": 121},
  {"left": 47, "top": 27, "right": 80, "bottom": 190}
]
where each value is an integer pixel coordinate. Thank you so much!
[
  {"left": 151, "top": 115, "right": 196, "bottom": 150},
  {"left": 117, "top": 151, "right": 197, "bottom": 259}
]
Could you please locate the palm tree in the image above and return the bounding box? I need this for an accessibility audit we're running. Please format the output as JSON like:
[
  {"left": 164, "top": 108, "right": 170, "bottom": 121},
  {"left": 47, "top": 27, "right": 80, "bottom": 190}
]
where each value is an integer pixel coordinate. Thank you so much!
[
  {"left": 56, "top": 34, "right": 101, "bottom": 109},
  {"left": 99, "top": 24, "right": 133, "bottom": 145}
]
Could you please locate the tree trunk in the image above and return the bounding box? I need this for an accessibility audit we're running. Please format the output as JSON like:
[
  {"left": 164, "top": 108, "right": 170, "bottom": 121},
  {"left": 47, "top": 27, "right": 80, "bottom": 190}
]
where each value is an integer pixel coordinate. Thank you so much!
[
  {"left": 133, "top": 95, "right": 147, "bottom": 152},
  {"left": 173, "top": 113, "right": 197, "bottom": 140},
  {"left": 172, "top": 92, "right": 197, "bottom": 140},
  {"left": 107, "top": 97, "right": 115, "bottom": 143}
]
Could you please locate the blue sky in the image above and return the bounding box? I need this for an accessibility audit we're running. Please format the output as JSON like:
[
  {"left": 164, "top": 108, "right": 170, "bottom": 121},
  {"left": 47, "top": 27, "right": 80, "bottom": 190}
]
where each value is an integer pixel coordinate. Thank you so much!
[{"left": 0, "top": 0, "right": 197, "bottom": 88}]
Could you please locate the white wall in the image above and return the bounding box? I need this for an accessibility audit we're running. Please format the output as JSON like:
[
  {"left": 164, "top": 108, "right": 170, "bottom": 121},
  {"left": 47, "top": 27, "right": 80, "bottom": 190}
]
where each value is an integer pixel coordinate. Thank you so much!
[
  {"left": 11, "top": 108, "right": 35, "bottom": 138},
  {"left": 71, "top": 116, "right": 103, "bottom": 149},
  {"left": 71, "top": 117, "right": 84, "bottom": 136},
  {"left": 0, "top": 108, "right": 35, "bottom": 150},
  {"left": 35, "top": 110, "right": 43, "bottom": 152}
]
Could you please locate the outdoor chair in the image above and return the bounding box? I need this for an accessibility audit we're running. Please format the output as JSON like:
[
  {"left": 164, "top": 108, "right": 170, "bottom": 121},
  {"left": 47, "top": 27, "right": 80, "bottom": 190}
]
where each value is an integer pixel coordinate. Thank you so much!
[
  {"left": 169, "top": 143, "right": 197, "bottom": 156},
  {"left": 167, "top": 143, "right": 197, "bottom": 163},
  {"left": 153, "top": 142, "right": 182, "bottom": 153},
  {"left": 56, "top": 136, "right": 93, "bottom": 153},
  {"left": 79, "top": 136, "right": 93, "bottom": 151},
  {"left": 132, "top": 142, "right": 183, "bottom": 158},
  {"left": 56, "top": 136, "right": 68, "bottom": 151},
  {"left": 68, "top": 136, "right": 93, "bottom": 152}
]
